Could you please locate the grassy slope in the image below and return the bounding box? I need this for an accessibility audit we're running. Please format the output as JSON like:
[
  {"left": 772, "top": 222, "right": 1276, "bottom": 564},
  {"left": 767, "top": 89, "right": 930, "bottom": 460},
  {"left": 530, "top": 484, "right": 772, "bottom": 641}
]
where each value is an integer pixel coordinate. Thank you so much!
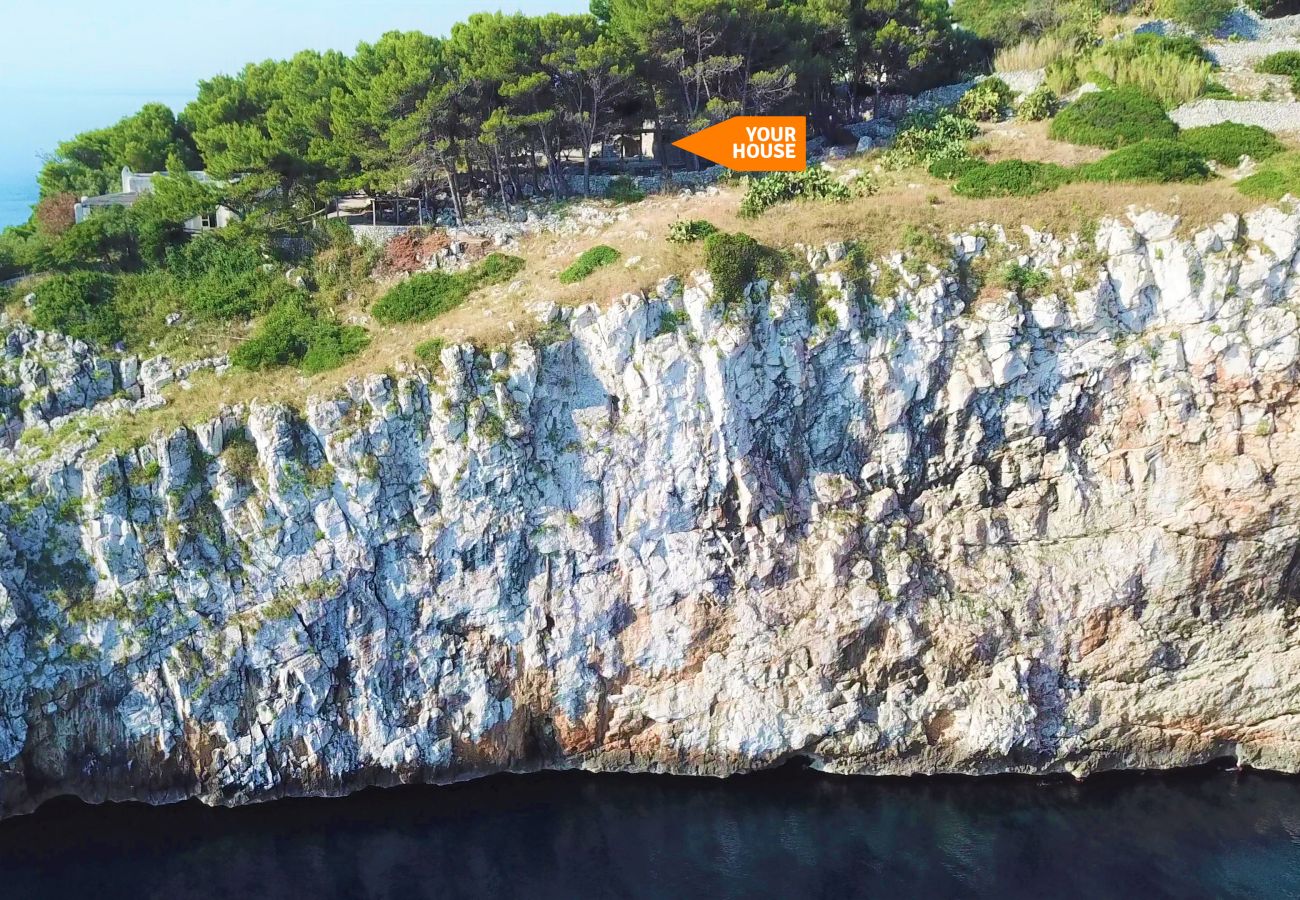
[{"left": 13, "top": 122, "right": 1289, "bottom": 456}]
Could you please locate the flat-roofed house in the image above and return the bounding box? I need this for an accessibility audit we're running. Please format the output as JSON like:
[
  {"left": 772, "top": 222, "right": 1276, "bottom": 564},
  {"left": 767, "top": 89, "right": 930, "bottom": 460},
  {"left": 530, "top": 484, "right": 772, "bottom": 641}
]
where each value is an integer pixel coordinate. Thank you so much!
[{"left": 74, "top": 167, "right": 236, "bottom": 233}]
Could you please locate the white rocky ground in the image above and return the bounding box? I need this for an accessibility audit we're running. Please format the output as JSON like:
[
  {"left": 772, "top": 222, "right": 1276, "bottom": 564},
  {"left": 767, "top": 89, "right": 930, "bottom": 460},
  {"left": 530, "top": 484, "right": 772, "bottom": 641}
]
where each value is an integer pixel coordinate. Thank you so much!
[{"left": 2, "top": 203, "right": 1300, "bottom": 817}]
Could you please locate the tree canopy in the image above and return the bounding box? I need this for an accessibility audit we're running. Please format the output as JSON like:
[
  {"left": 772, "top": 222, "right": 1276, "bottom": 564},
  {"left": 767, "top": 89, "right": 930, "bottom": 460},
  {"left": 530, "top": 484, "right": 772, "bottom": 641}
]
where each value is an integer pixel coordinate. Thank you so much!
[{"left": 22, "top": 0, "right": 983, "bottom": 223}]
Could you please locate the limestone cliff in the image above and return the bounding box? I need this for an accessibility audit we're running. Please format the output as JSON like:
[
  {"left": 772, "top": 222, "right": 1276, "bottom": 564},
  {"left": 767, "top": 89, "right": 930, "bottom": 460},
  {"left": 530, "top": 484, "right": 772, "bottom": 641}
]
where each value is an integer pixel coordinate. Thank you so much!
[{"left": 3, "top": 204, "right": 1300, "bottom": 818}]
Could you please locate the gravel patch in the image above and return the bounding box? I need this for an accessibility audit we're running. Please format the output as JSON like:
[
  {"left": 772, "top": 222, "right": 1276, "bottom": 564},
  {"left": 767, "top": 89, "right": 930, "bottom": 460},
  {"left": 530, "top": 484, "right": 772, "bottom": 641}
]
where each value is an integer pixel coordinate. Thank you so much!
[
  {"left": 1216, "top": 8, "right": 1300, "bottom": 42},
  {"left": 1171, "top": 99, "right": 1300, "bottom": 133},
  {"left": 1207, "top": 39, "right": 1300, "bottom": 70}
]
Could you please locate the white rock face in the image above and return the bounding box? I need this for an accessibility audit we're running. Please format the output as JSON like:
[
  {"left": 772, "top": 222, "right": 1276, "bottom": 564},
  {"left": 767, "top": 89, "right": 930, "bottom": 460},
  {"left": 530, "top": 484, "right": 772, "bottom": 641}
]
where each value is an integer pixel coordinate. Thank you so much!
[{"left": 3, "top": 205, "right": 1300, "bottom": 816}]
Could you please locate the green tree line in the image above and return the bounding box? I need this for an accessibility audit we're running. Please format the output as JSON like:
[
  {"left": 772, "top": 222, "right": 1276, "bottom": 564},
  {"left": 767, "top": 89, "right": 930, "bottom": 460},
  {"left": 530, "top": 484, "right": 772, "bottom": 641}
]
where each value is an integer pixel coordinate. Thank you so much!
[{"left": 29, "top": 0, "right": 981, "bottom": 222}]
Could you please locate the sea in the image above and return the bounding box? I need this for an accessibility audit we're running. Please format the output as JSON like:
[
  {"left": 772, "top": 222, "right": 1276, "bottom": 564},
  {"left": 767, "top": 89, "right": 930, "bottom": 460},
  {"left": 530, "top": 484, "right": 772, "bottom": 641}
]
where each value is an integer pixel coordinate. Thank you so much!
[
  {"left": 0, "top": 176, "right": 36, "bottom": 232},
  {"left": 0, "top": 764, "right": 1297, "bottom": 899}
]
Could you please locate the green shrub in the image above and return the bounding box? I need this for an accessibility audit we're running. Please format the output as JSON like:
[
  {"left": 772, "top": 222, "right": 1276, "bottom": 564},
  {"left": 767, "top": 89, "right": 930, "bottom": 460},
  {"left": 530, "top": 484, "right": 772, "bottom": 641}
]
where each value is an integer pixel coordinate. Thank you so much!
[
  {"left": 559, "top": 245, "right": 620, "bottom": 284},
  {"left": 1180, "top": 124, "right": 1283, "bottom": 165},
  {"left": 604, "top": 176, "right": 645, "bottom": 204},
  {"left": 953, "top": 160, "right": 1072, "bottom": 198},
  {"left": 31, "top": 272, "right": 123, "bottom": 346},
  {"left": 1046, "top": 35, "right": 1214, "bottom": 107},
  {"left": 372, "top": 271, "right": 469, "bottom": 323},
  {"left": 957, "top": 78, "right": 1015, "bottom": 121},
  {"left": 1001, "top": 262, "right": 1053, "bottom": 296},
  {"left": 1078, "top": 140, "right": 1210, "bottom": 183},
  {"left": 476, "top": 251, "right": 525, "bottom": 283},
  {"left": 371, "top": 253, "right": 523, "bottom": 323},
  {"left": 704, "top": 232, "right": 761, "bottom": 305},
  {"left": 1017, "top": 85, "right": 1059, "bottom": 121},
  {"left": 1155, "top": 0, "right": 1234, "bottom": 33},
  {"left": 883, "top": 109, "right": 981, "bottom": 169},
  {"left": 1236, "top": 151, "right": 1300, "bottom": 200},
  {"left": 1049, "top": 89, "right": 1178, "bottom": 148},
  {"left": 413, "top": 337, "right": 447, "bottom": 367},
  {"left": 928, "top": 156, "right": 987, "bottom": 180},
  {"left": 232, "top": 298, "right": 369, "bottom": 374},
  {"left": 952, "top": 0, "right": 1106, "bottom": 46},
  {"left": 1256, "top": 50, "right": 1300, "bottom": 93},
  {"left": 739, "top": 167, "right": 852, "bottom": 218},
  {"left": 667, "top": 219, "right": 719, "bottom": 243},
  {"left": 167, "top": 230, "right": 293, "bottom": 321}
]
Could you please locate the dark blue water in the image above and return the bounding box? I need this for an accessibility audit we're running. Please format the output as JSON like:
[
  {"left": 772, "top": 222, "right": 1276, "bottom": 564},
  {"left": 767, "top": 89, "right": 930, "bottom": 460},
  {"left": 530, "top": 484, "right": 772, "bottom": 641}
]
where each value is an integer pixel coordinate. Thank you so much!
[{"left": 1, "top": 765, "right": 1298, "bottom": 899}]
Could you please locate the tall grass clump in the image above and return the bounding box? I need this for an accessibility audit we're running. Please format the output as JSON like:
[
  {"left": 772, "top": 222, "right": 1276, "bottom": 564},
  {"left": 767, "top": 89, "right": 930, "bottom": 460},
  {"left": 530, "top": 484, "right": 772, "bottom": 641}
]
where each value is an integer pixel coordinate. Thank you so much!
[
  {"left": 995, "top": 35, "right": 1075, "bottom": 73},
  {"left": 1049, "top": 89, "right": 1178, "bottom": 148},
  {"left": 1046, "top": 34, "right": 1214, "bottom": 107}
]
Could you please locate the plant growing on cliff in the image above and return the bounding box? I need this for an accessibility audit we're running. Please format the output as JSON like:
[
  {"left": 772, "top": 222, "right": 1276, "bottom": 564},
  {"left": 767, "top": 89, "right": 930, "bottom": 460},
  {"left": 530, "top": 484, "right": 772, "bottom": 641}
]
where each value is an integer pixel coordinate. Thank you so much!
[
  {"left": 232, "top": 297, "right": 369, "bottom": 374},
  {"left": 559, "top": 245, "right": 620, "bottom": 284},
  {"left": 704, "top": 231, "right": 764, "bottom": 305},
  {"left": 372, "top": 253, "right": 523, "bottom": 323}
]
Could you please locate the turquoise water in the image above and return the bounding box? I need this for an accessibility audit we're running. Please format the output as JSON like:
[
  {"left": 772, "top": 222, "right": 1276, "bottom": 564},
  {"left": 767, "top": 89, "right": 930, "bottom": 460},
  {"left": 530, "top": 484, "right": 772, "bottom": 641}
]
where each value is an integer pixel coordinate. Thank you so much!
[{"left": 0, "top": 765, "right": 1298, "bottom": 898}]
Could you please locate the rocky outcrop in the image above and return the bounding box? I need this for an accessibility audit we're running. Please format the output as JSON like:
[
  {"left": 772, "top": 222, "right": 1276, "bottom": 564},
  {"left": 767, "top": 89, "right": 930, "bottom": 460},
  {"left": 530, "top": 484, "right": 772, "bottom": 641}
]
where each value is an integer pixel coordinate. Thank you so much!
[
  {"left": 3, "top": 204, "right": 1300, "bottom": 818},
  {"left": 0, "top": 323, "right": 229, "bottom": 449}
]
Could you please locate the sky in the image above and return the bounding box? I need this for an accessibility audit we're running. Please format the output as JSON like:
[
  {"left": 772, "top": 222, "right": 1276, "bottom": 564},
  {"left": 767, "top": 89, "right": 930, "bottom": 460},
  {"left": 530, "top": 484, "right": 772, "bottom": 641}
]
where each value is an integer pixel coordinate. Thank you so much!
[{"left": 0, "top": 0, "right": 589, "bottom": 196}]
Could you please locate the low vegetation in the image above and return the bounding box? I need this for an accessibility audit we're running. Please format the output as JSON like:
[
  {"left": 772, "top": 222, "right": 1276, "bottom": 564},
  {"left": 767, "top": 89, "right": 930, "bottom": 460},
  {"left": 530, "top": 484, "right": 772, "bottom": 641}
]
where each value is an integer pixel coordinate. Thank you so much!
[
  {"left": 950, "top": 138, "right": 1211, "bottom": 198},
  {"left": 956, "top": 78, "right": 1015, "bottom": 121},
  {"left": 667, "top": 220, "right": 719, "bottom": 244},
  {"left": 739, "top": 167, "right": 852, "bottom": 218},
  {"left": 1236, "top": 151, "right": 1300, "bottom": 200},
  {"left": 1077, "top": 140, "right": 1210, "bottom": 184},
  {"left": 604, "top": 177, "right": 646, "bottom": 204},
  {"left": 883, "top": 109, "right": 981, "bottom": 170},
  {"left": 1017, "top": 85, "right": 1059, "bottom": 122},
  {"left": 1154, "top": 0, "right": 1235, "bottom": 34},
  {"left": 1256, "top": 51, "right": 1300, "bottom": 93},
  {"left": 558, "top": 245, "right": 620, "bottom": 284},
  {"left": 1180, "top": 124, "right": 1283, "bottom": 165},
  {"left": 953, "top": 161, "right": 1072, "bottom": 198},
  {"left": 231, "top": 298, "right": 370, "bottom": 374},
  {"left": 371, "top": 253, "right": 524, "bottom": 323},
  {"left": 1049, "top": 89, "right": 1178, "bottom": 149},
  {"left": 1046, "top": 34, "right": 1213, "bottom": 108}
]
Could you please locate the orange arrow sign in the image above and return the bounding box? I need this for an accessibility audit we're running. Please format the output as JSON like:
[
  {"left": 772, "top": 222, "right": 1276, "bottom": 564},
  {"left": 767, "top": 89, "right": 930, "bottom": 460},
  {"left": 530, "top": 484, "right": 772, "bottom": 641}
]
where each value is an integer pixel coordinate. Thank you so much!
[{"left": 673, "top": 116, "right": 807, "bottom": 172}]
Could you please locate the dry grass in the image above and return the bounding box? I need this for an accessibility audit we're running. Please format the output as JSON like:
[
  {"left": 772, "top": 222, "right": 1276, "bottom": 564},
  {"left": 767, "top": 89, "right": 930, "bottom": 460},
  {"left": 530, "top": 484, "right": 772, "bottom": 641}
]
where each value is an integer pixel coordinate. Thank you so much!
[
  {"left": 995, "top": 35, "right": 1073, "bottom": 73},
  {"left": 971, "top": 121, "right": 1110, "bottom": 166},
  {"left": 64, "top": 135, "right": 1270, "bottom": 452}
]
